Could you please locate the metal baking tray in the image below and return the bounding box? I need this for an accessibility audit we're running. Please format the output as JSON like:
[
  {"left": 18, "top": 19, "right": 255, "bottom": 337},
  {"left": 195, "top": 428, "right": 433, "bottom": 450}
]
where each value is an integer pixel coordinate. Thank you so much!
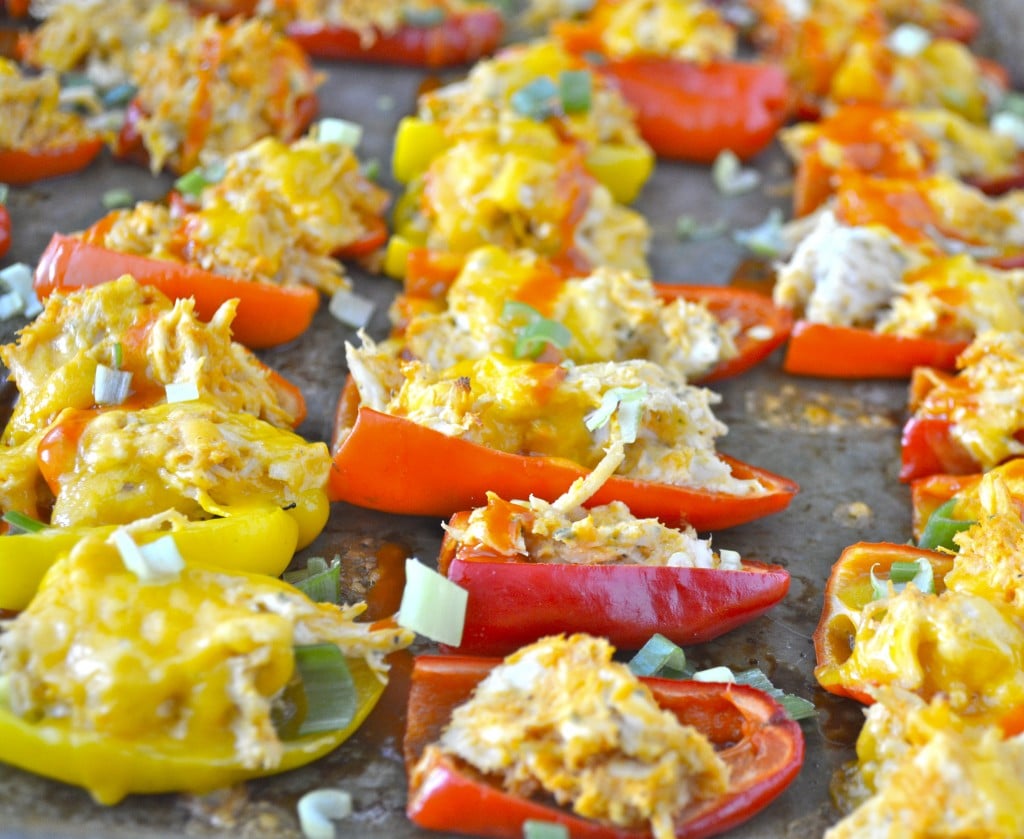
[{"left": 0, "top": 28, "right": 945, "bottom": 839}]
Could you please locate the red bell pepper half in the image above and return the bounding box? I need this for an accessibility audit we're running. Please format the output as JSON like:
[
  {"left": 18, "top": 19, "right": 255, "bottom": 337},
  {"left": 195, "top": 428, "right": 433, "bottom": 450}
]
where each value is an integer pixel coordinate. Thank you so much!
[
  {"left": 813, "top": 542, "right": 954, "bottom": 706},
  {"left": 781, "top": 320, "right": 968, "bottom": 379},
  {"left": 592, "top": 59, "right": 791, "bottom": 163},
  {"left": 0, "top": 140, "right": 104, "bottom": 187},
  {"left": 898, "top": 367, "right": 982, "bottom": 482},
  {"left": 329, "top": 379, "right": 798, "bottom": 529},
  {"left": 285, "top": 8, "right": 503, "bottom": 68},
  {"left": 34, "top": 233, "right": 320, "bottom": 349},
  {"left": 0, "top": 203, "right": 10, "bottom": 259},
  {"left": 436, "top": 503, "right": 790, "bottom": 656},
  {"left": 404, "top": 654, "right": 805, "bottom": 839}
]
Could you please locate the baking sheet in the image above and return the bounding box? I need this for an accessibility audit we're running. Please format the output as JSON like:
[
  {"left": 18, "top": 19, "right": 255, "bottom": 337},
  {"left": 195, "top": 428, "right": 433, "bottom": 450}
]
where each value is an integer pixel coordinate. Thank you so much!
[{"left": 0, "top": 33, "right": 926, "bottom": 839}]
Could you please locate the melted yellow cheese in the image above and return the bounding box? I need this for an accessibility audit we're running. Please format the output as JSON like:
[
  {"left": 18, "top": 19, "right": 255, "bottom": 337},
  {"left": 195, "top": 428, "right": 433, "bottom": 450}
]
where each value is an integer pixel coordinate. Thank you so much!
[
  {"left": 0, "top": 58, "right": 98, "bottom": 152},
  {"left": 599, "top": 0, "right": 736, "bottom": 62}
]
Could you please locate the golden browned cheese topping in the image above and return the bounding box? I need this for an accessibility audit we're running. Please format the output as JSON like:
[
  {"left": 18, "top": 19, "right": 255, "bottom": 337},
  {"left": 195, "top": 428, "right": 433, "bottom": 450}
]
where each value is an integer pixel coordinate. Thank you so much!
[
  {"left": 262, "top": 0, "right": 474, "bottom": 42},
  {"left": 0, "top": 59, "right": 98, "bottom": 152},
  {"left": 428, "top": 634, "right": 728, "bottom": 839},
  {"left": 0, "top": 525, "right": 411, "bottom": 770}
]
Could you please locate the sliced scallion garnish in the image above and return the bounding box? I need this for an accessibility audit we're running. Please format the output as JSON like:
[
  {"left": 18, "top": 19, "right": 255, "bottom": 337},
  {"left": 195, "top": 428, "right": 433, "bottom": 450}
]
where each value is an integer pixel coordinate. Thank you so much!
[
  {"left": 316, "top": 118, "right": 363, "bottom": 149},
  {"left": 93, "top": 363, "right": 132, "bottom": 405},
  {"left": 502, "top": 300, "right": 572, "bottom": 359},
  {"left": 101, "top": 82, "right": 138, "bottom": 109},
  {"left": 111, "top": 530, "right": 185, "bottom": 583},
  {"left": 0, "top": 183, "right": 8, "bottom": 205},
  {"left": 3, "top": 510, "right": 47, "bottom": 534},
  {"left": 294, "top": 644, "right": 357, "bottom": 736},
  {"left": 112, "top": 341, "right": 123, "bottom": 369},
  {"left": 165, "top": 381, "right": 200, "bottom": 403},
  {"left": 510, "top": 76, "right": 559, "bottom": 121},
  {"left": 584, "top": 384, "right": 648, "bottom": 443},
  {"left": 732, "top": 208, "right": 787, "bottom": 258},
  {"left": 628, "top": 633, "right": 687, "bottom": 678},
  {"left": 285, "top": 556, "right": 341, "bottom": 603},
  {"left": 174, "top": 161, "right": 226, "bottom": 198},
  {"left": 712, "top": 149, "right": 761, "bottom": 196},
  {"left": 887, "top": 23, "right": 931, "bottom": 57},
  {"left": 675, "top": 215, "right": 727, "bottom": 241},
  {"left": 361, "top": 157, "right": 381, "bottom": 181},
  {"left": 691, "top": 665, "right": 735, "bottom": 683},
  {"left": 918, "top": 498, "right": 975, "bottom": 551},
  {"left": 397, "top": 558, "right": 468, "bottom": 646},
  {"left": 523, "top": 820, "right": 570, "bottom": 839},
  {"left": 328, "top": 289, "right": 375, "bottom": 329},
  {"left": 870, "top": 557, "right": 935, "bottom": 601},
  {"left": 0, "top": 263, "right": 42, "bottom": 318},
  {"left": 733, "top": 668, "right": 817, "bottom": 721},
  {"left": 559, "top": 70, "right": 592, "bottom": 114},
  {"left": 101, "top": 188, "right": 134, "bottom": 210},
  {"left": 297, "top": 789, "right": 353, "bottom": 839}
]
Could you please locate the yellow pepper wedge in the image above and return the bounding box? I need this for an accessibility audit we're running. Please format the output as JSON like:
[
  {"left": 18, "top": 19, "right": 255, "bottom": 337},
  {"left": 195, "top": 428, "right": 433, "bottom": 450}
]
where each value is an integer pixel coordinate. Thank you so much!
[
  {"left": 0, "top": 656, "right": 383, "bottom": 805},
  {"left": 0, "top": 505, "right": 302, "bottom": 611},
  {"left": 391, "top": 115, "right": 653, "bottom": 205}
]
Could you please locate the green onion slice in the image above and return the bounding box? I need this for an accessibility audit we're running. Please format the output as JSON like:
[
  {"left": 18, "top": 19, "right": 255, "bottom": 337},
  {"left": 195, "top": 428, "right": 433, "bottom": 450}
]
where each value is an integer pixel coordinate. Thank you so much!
[
  {"left": 111, "top": 530, "right": 185, "bottom": 583},
  {"left": 918, "top": 499, "right": 975, "bottom": 551},
  {"left": 93, "top": 363, "right": 132, "bottom": 405},
  {"left": 397, "top": 558, "right": 468, "bottom": 646},
  {"left": 174, "top": 161, "right": 226, "bottom": 198},
  {"left": 0, "top": 183, "right": 8, "bottom": 205},
  {"left": 101, "top": 82, "right": 138, "bottom": 109},
  {"left": 510, "top": 76, "right": 559, "bottom": 121},
  {"left": 523, "top": 820, "right": 570, "bottom": 839},
  {"left": 628, "top": 633, "right": 687, "bottom": 678},
  {"left": 559, "top": 70, "right": 592, "bottom": 114},
  {"left": 294, "top": 644, "right": 357, "bottom": 736},
  {"left": 732, "top": 207, "right": 787, "bottom": 259},
  {"left": 297, "top": 789, "right": 352, "bottom": 839},
  {"left": 584, "top": 384, "right": 648, "bottom": 443},
  {"left": 112, "top": 342, "right": 124, "bottom": 369},
  {"left": 101, "top": 188, "right": 134, "bottom": 210},
  {"left": 502, "top": 300, "right": 572, "bottom": 359},
  {"left": 870, "top": 557, "right": 935, "bottom": 601},
  {"left": 733, "top": 668, "right": 817, "bottom": 721},
  {"left": 675, "top": 215, "right": 727, "bottom": 241},
  {"left": 315, "top": 118, "right": 363, "bottom": 148},
  {"left": 712, "top": 149, "right": 761, "bottom": 196},
  {"left": 3, "top": 510, "right": 47, "bottom": 534},
  {"left": 285, "top": 556, "right": 341, "bottom": 603}
]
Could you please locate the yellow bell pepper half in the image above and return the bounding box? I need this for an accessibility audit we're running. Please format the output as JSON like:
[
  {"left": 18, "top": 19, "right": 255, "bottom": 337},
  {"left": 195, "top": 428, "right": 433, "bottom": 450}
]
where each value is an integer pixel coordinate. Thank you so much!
[
  {"left": 0, "top": 656, "right": 383, "bottom": 805},
  {"left": 0, "top": 504, "right": 306, "bottom": 611},
  {"left": 391, "top": 115, "right": 653, "bottom": 205}
]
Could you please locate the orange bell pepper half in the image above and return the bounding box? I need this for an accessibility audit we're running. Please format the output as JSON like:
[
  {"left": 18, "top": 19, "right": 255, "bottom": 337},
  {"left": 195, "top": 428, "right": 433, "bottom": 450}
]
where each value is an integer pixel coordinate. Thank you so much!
[
  {"left": 34, "top": 233, "right": 320, "bottom": 349},
  {"left": 285, "top": 8, "right": 503, "bottom": 68},
  {"left": 592, "top": 59, "right": 791, "bottom": 163},
  {"left": 781, "top": 320, "right": 968, "bottom": 379},
  {"left": 0, "top": 140, "right": 104, "bottom": 186},
  {"left": 437, "top": 502, "right": 790, "bottom": 656},
  {"left": 404, "top": 654, "right": 805, "bottom": 839},
  {"left": 328, "top": 379, "right": 798, "bottom": 529},
  {"left": 813, "top": 542, "right": 954, "bottom": 706}
]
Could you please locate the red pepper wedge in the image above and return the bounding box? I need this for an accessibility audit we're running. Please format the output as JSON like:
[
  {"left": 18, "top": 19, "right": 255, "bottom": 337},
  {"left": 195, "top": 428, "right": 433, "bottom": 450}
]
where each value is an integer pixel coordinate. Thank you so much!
[
  {"left": 404, "top": 654, "right": 805, "bottom": 839},
  {"left": 781, "top": 320, "right": 968, "bottom": 379},
  {"left": 285, "top": 8, "right": 503, "bottom": 68},
  {"left": 588, "top": 59, "right": 790, "bottom": 163},
  {"left": 0, "top": 203, "right": 10, "bottom": 259},
  {"left": 34, "top": 233, "right": 320, "bottom": 349},
  {"left": 328, "top": 378, "right": 798, "bottom": 529},
  {"left": 400, "top": 249, "right": 792, "bottom": 384},
  {"left": 0, "top": 140, "right": 104, "bottom": 186},
  {"left": 813, "top": 542, "right": 954, "bottom": 706},
  {"left": 436, "top": 505, "right": 790, "bottom": 656},
  {"left": 2, "top": 0, "right": 30, "bottom": 16}
]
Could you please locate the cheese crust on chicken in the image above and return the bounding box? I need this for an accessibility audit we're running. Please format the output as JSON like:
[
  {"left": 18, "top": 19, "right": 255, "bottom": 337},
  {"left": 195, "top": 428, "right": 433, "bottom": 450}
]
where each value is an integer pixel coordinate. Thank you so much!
[
  {"left": 419, "top": 634, "right": 729, "bottom": 839},
  {"left": 260, "top": 0, "right": 478, "bottom": 43},
  {"left": 346, "top": 340, "right": 763, "bottom": 495}
]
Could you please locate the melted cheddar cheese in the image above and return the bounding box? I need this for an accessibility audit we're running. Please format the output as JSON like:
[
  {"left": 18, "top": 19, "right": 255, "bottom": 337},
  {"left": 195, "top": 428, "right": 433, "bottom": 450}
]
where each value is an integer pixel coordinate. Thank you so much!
[
  {"left": 425, "top": 634, "right": 729, "bottom": 839},
  {"left": 0, "top": 58, "right": 99, "bottom": 153},
  {"left": 347, "top": 341, "right": 763, "bottom": 495},
  {"left": 0, "top": 524, "right": 411, "bottom": 771},
  {"left": 261, "top": 0, "right": 474, "bottom": 42},
  {"left": 596, "top": 0, "right": 735, "bottom": 63}
]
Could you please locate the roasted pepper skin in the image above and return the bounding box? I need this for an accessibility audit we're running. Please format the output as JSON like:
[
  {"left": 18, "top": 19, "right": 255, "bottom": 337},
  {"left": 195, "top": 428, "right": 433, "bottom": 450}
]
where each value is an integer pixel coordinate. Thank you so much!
[
  {"left": 329, "top": 380, "right": 798, "bottom": 530},
  {"left": 0, "top": 505, "right": 305, "bottom": 612},
  {"left": 404, "top": 654, "right": 805, "bottom": 839},
  {"left": 0, "top": 653, "right": 383, "bottom": 805},
  {"left": 0, "top": 140, "right": 105, "bottom": 186},
  {"left": 34, "top": 233, "right": 321, "bottom": 349},
  {"left": 782, "top": 321, "right": 968, "bottom": 379},
  {"left": 438, "top": 507, "right": 790, "bottom": 655},
  {"left": 285, "top": 8, "right": 504, "bottom": 68},
  {"left": 813, "top": 542, "right": 954, "bottom": 705}
]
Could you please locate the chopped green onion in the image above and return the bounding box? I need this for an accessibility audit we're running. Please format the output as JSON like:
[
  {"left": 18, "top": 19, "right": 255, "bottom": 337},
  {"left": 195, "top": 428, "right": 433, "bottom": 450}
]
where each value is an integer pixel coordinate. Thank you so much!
[
  {"left": 101, "top": 188, "right": 134, "bottom": 210},
  {"left": 712, "top": 150, "right": 761, "bottom": 196},
  {"left": 992, "top": 111, "right": 1024, "bottom": 148},
  {"left": 887, "top": 23, "right": 931, "bottom": 57},
  {"left": 165, "top": 381, "right": 199, "bottom": 403},
  {"left": 523, "top": 820, "right": 569, "bottom": 839},
  {"left": 628, "top": 634, "right": 687, "bottom": 677},
  {"left": 297, "top": 789, "right": 352, "bottom": 839},
  {"left": 93, "top": 363, "right": 132, "bottom": 405},
  {"left": 870, "top": 557, "right": 935, "bottom": 601},
  {"left": 559, "top": 70, "right": 592, "bottom": 114},
  {"left": 111, "top": 530, "right": 185, "bottom": 583},
  {"left": 732, "top": 208, "right": 787, "bottom": 258},
  {"left": 174, "top": 161, "right": 225, "bottom": 197},
  {"left": 0, "top": 183, "right": 8, "bottom": 205},
  {"left": 675, "top": 215, "right": 727, "bottom": 241},
  {"left": 584, "top": 384, "right": 648, "bottom": 443},
  {"left": 510, "top": 77, "right": 559, "bottom": 121},
  {"left": 294, "top": 644, "right": 357, "bottom": 736},
  {"left": 691, "top": 665, "right": 736, "bottom": 683},
  {"left": 101, "top": 82, "right": 138, "bottom": 109},
  {"left": 502, "top": 300, "right": 572, "bottom": 359},
  {"left": 402, "top": 5, "right": 446, "bottom": 27},
  {"left": 285, "top": 557, "right": 341, "bottom": 603},
  {"left": 329, "top": 289, "right": 375, "bottom": 329},
  {"left": 0, "top": 263, "right": 42, "bottom": 318},
  {"left": 397, "top": 558, "right": 468, "bottom": 646},
  {"left": 112, "top": 342, "right": 123, "bottom": 369},
  {"left": 61, "top": 72, "right": 93, "bottom": 89},
  {"left": 3, "top": 510, "right": 47, "bottom": 534},
  {"left": 733, "top": 668, "right": 817, "bottom": 721},
  {"left": 361, "top": 157, "right": 381, "bottom": 181},
  {"left": 0, "top": 293, "right": 22, "bottom": 321},
  {"left": 315, "top": 118, "right": 363, "bottom": 149},
  {"left": 998, "top": 91, "right": 1024, "bottom": 119},
  {"left": 918, "top": 498, "right": 975, "bottom": 551}
]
